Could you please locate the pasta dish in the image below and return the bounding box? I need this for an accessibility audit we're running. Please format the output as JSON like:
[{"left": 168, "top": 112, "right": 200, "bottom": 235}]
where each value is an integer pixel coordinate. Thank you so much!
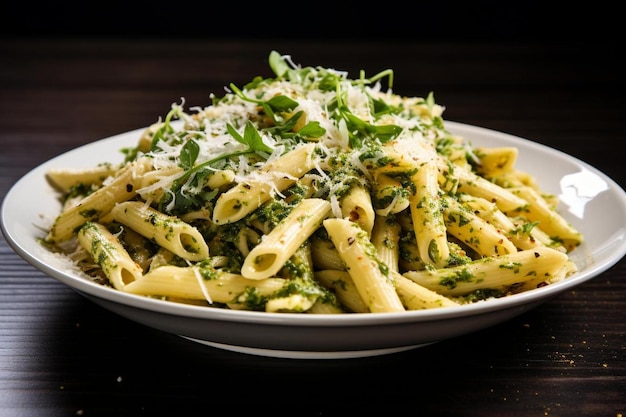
[{"left": 41, "top": 51, "right": 583, "bottom": 314}]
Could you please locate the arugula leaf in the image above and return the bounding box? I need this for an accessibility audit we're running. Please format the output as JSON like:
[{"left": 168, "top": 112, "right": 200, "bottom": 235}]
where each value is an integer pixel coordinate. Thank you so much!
[
  {"left": 269, "top": 50, "right": 290, "bottom": 78},
  {"left": 254, "top": 110, "right": 326, "bottom": 140},
  {"left": 229, "top": 82, "right": 298, "bottom": 114},
  {"left": 161, "top": 120, "right": 276, "bottom": 214},
  {"left": 356, "top": 68, "right": 394, "bottom": 90},
  {"left": 149, "top": 106, "right": 180, "bottom": 151},
  {"left": 297, "top": 121, "right": 326, "bottom": 138},
  {"left": 266, "top": 94, "right": 299, "bottom": 112},
  {"left": 374, "top": 124, "right": 403, "bottom": 143},
  {"left": 179, "top": 139, "right": 199, "bottom": 170},
  {"left": 426, "top": 91, "right": 436, "bottom": 108},
  {"left": 227, "top": 121, "right": 273, "bottom": 154},
  {"left": 338, "top": 104, "right": 402, "bottom": 147}
]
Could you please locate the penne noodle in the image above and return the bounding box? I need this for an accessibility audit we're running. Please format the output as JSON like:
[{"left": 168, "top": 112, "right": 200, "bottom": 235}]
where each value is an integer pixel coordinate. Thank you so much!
[
  {"left": 241, "top": 198, "right": 331, "bottom": 279},
  {"left": 111, "top": 201, "right": 209, "bottom": 262},
  {"left": 46, "top": 158, "right": 152, "bottom": 243},
  {"left": 473, "top": 146, "right": 518, "bottom": 178},
  {"left": 371, "top": 174, "right": 411, "bottom": 216},
  {"left": 458, "top": 194, "right": 543, "bottom": 251},
  {"left": 212, "top": 143, "right": 318, "bottom": 224},
  {"left": 403, "top": 246, "right": 571, "bottom": 297},
  {"left": 306, "top": 300, "right": 346, "bottom": 314},
  {"left": 507, "top": 186, "right": 583, "bottom": 252},
  {"left": 77, "top": 221, "right": 144, "bottom": 291},
  {"left": 323, "top": 218, "right": 405, "bottom": 313},
  {"left": 370, "top": 215, "right": 401, "bottom": 272},
  {"left": 442, "top": 195, "right": 517, "bottom": 257},
  {"left": 340, "top": 184, "right": 376, "bottom": 235},
  {"left": 454, "top": 167, "right": 528, "bottom": 213},
  {"left": 310, "top": 236, "right": 346, "bottom": 271},
  {"left": 46, "top": 163, "right": 120, "bottom": 193},
  {"left": 392, "top": 272, "right": 460, "bottom": 310},
  {"left": 314, "top": 269, "right": 369, "bottom": 313},
  {"left": 409, "top": 160, "right": 450, "bottom": 267},
  {"left": 124, "top": 264, "right": 287, "bottom": 307},
  {"left": 265, "top": 294, "right": 317, "bottom": 313}
]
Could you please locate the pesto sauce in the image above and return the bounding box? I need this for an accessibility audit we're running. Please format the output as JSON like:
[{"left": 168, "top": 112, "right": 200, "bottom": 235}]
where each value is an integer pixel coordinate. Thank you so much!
[
  {"left": 356, "top": 226, "right": 390, "bottom": 276},
  {"left": 498, "top": 261, "right": 523, "bottom": 273},
  {"left": 439, "top": 268, "right": 475, "bottom": 289},
  {"left": 82, "top": 222, "right": 118, "bottom": 272},
  {"left": 79, "top": 208, "right": 100, "bottom": 219}
]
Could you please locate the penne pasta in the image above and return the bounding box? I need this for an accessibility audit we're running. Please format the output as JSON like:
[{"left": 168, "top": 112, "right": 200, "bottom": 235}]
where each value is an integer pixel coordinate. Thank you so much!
[
  {"left": 371, "top": 174, "right": 411, "bottom": 216},
  {"left": 442, "top": 195, "right": 517, "bottom": 257},
  {"left": 241, "top": 198, "right": 330, "bottom": 279},
  {"left": 46, "top": 158, "right": 152, "bottom": 243},
  {"left": 46, "top": 163, "right": 120, "bottom": 193},
  {"left": 77, "top": 221, "right": 144, "bottom": 291},
  {"left": 40, "top": 51, "right": 583, "bottom": 315},
  {"left": 507, "top": 186, "right": 583, "bottom": 251},
  {"left": 370, "top": 215, "right": 401, "bottom": 272},
  {"left": 310, "top": 236, "right": 346, "bottom": 271},
  {"left": 241, "top": 198, "right": 331, "bottom": 279},
  {"left": 473, "top": 146, "right": 518, "bottom": 178},
  {"left": 403, "top": 246, "right": 572, "bottom": 297},
  {"left": 454, "top": 167, "right": 528, "bottom": 213},
  {"left": 340, "top": 184, "right": 376, "bottom": 235},
  {"left": 212, "top": 143, "right": 318, "bottom": 225},
  {"left": 392, "top": 271, "right": 460, "bottom": 310},
  {"left": 111, "top": 201, "right": 209, "bottom": 262},
  {"left": 314, "top": 269, "right": 370, "bottom": 313},
  {"left": 409, "top": 160, "right": 450, "bottom": 267},
  {"left": 123, "top": 264, "right": 287, "bottom": 308},
  {"left": 323, "top": 218, "right": 405, "bottom": 313},
  {"left": 458, "top": 194, "right": 543, "bottom": 251}
]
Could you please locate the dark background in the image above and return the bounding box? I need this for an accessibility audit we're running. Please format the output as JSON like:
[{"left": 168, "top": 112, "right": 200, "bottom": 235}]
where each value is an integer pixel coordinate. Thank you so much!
[{"left": 2, "top": 1, "right": 621, "bottom": 43}]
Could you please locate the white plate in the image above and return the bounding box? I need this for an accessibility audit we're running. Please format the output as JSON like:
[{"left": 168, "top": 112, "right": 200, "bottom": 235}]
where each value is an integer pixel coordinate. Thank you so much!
[{"left": 2, "top": 121, "right": 626, "bottom": 359}]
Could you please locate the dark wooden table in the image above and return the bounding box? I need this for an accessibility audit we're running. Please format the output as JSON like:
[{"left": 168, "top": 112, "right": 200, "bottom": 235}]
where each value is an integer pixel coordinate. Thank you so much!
[{"left": 1, "top": 38, "right": 624, "bottom": 417}]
